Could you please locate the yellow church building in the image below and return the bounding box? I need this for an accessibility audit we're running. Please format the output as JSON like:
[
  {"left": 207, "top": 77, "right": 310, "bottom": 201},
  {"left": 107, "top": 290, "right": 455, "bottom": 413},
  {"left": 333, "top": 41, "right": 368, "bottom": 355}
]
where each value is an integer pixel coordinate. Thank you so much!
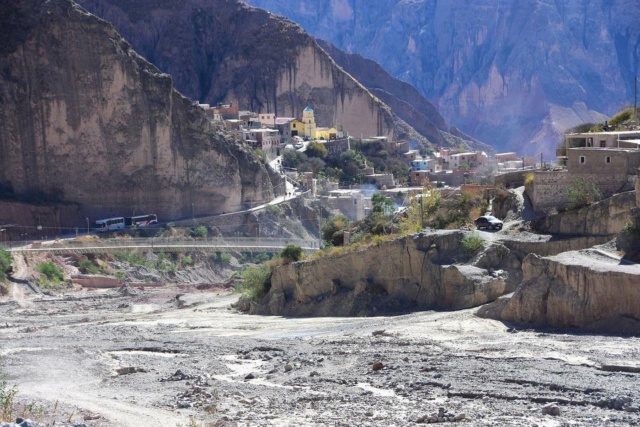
[{"left": 288, "top": 106, "right": 339, "bottom": 141}]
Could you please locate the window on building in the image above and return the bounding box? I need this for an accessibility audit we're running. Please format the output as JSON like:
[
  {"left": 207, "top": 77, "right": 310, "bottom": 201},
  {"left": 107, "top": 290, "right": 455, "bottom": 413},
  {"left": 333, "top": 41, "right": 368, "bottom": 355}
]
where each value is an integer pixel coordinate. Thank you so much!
[
  {"left": 579, "top": 156, "right": 586, "bottom": 164},
  {"left": 600, "top": 140, "right": 606, "bottom": 147},
  {"left": 606, "top": 156, "right": 611, "bottom": 163}
]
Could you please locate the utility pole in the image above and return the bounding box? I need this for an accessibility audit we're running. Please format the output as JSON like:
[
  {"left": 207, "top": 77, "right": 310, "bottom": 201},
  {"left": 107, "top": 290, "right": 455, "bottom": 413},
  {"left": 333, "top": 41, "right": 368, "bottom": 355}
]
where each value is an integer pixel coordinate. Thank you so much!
[
  {"left": 420, "top": 193, "right": 425, "bottom": 230},
  {"left": 635, "top": 75, "right": 638, "bottom": 122}
]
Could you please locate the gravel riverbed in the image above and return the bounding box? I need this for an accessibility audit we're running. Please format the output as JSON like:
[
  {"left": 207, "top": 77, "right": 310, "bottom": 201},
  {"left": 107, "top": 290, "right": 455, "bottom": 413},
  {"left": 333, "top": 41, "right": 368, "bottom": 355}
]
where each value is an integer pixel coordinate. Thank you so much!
[{"left": 1, "top": 287, "right": 638, "bottom": 426}]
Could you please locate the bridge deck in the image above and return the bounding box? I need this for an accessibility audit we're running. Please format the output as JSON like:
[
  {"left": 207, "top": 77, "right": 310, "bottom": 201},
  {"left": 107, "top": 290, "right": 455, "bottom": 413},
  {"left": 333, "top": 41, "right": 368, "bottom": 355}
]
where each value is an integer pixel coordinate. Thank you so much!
[{"left": 6, "top": 237, "right": 319, "bottom": 254}]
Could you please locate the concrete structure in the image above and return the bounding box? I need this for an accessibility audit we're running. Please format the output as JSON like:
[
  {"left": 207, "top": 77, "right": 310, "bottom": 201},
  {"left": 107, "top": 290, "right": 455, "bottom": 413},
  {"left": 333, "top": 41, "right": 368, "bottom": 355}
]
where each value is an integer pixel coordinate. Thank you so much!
[
  {"left": 243, "top": 129, "right": 280, "bottom": 161},
  {"left": 325, "top": 189, "right": 370, "bottom": 221},
  {"left": 495, "top": 152, "right": 519, "bottom": 162},
  {"left": 325, "top": 138, "right": 351, "bottom": 155},
  {"left": 275, "top": 117, "right": 295, "bottom": 144},
  {"left": 258, "top": 113, "right": 276, "bottom": 127},
  {"left": 528, "top": 148, "right": 640, "bottom": 211},
  {"left": 302, "top": 106, "right": 317, "bottom": 139},
  {"left": 450, "top": 152, "right": 487, "bottom": 169},
  {"left": 290, "top": 119, "right": 304, "bottom": 138},
  {"left": 365, "top": 172, "right": 395, "bottom": 189},
  {"left": 316, "top": 127, "right": 338, "bottom": 140}
]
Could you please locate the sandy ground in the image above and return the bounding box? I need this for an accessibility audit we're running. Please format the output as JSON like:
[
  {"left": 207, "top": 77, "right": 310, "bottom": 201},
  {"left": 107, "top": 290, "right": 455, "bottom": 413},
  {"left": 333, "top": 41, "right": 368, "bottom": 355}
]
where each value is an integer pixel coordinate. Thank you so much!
[{"left": 1, "top": 286, "right": 639, "bottom": 427}]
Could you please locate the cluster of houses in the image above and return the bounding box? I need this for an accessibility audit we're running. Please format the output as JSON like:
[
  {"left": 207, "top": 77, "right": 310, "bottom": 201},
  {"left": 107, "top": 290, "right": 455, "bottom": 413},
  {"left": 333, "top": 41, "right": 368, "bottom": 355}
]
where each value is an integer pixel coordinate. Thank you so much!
[
  {"left": 195, "top": 102, "right": 344, "bottom": 162},
  {"left": 526, "top": 129, "right": 640, "bottom": 211},
  {"left": 406, "top": 149, "right": 534, "bottom": 187}
]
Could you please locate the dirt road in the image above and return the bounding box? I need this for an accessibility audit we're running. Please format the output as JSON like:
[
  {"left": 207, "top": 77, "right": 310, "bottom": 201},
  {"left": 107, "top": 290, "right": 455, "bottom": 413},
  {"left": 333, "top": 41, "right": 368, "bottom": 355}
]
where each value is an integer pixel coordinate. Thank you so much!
[{"left": 1, "top": 287, "right": 638, "bottom": 426}]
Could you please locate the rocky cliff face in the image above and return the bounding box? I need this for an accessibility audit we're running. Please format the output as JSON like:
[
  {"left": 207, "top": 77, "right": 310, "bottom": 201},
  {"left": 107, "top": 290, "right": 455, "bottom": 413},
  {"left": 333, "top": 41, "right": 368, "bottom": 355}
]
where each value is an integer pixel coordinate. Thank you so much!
[
  {"left": 76, "top": 0, "right": 426, "bottom": 145},
  {"left": 0, "top": 0, "right": 276, "bottom": 222},
  {"left": 315, "top": 40, "right": 491, "bottom": 152},
  {"left": 497, "top": 250, "right": 640, "bottom": 335},
  {"left": 246, "top": 0, "right": 639, "bottom": 156}
]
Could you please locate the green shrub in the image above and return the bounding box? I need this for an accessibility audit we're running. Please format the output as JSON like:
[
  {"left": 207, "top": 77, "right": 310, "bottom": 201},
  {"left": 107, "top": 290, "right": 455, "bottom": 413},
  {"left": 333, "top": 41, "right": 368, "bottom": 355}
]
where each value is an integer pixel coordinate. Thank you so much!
[
  {"left": 0, "top": 375, "right": 18, "bottom": 422},
  {"left": 461, "top": 232, "right": 484, "bottom": 253},
  {"left": 219, "top": 252, "right": 232, "bottom": 263},
  {"left": 114, "top": 251, "right": 145, "bottom": 266},
  {"left": 253, "top": 253, "right": 271, "bottom": 263},
  {"left": 192, "top": 225, "right": 208, "bottom": 238},
  {"left": 79, "top": 258, "right": 101, "bottom": 274},
  {"left": 238, "top": 264, "right": 272, "bottom": 301},
  {"left": 265, "top": 204, "right": 281, "bottom": 218},
  {"left": 567, "top": 178, "right": 601, "bottom": 209},
  {"left": 181, "top": 255, "right": 194, "bottom": 267},
  {"left": 280, "top": 244, "right": 303, "bottom": 263},
  {"left": 0, "top": 249, "right": 11, "bottom": 280},
  {"left": 37, "top": 261, "right": 64, "bottom": 283}
]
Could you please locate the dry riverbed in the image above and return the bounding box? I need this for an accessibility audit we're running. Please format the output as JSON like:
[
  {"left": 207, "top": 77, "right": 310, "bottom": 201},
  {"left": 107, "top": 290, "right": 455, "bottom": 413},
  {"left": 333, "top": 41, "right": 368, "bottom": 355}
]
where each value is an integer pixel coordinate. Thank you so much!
[{"left": 1, "top": 286, "right": 639, "bottom": 426}]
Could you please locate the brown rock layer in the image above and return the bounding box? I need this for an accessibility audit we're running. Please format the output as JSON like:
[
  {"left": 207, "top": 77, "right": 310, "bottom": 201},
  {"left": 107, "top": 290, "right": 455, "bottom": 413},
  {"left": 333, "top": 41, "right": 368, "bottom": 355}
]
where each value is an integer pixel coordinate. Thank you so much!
[{"left": 0, "top": 0, "right": 277, "bottom": 224}]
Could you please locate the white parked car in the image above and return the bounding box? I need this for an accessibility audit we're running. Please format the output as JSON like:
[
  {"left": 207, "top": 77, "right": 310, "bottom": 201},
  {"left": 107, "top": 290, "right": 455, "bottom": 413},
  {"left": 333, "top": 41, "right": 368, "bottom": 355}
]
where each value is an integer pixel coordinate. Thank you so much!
[{"left": 294, "top": 141, "right": 304, "bottom": 149}]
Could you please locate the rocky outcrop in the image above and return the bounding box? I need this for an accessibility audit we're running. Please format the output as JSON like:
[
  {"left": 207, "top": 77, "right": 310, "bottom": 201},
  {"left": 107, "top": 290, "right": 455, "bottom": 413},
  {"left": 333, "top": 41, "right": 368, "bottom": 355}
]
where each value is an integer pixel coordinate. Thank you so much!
[
  {"left": 77, "top": 0, "right": 426, "bottom": 146},
  {"left": 253, "top": 231, "right": 522, "bottom": 317},
  {"left": 531, "top": 192, "right": 636, "bottom": 237},
  {"left": 0, "top": 0, "right": 277, "bottom": 223},
  {"left": 496, "top": 250, "right": 640, "bottom": 335},
  {"left": 246, "top": 0, "right": 638, "bottom": 156}
]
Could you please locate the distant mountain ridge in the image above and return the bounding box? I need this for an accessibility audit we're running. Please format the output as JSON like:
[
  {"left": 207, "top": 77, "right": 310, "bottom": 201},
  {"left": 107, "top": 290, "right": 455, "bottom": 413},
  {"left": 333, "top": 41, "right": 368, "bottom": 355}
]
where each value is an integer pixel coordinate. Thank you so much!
[
  {"left": 245, "top": 0, "right": 639, "bottom": 157},
  {"left": 77, "top": 0, "right": 433, "bottom": 148}
]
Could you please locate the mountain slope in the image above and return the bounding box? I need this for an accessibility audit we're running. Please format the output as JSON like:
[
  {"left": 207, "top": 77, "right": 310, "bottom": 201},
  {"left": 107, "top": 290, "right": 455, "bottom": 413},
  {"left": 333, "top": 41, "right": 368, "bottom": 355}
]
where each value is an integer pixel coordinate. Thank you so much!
[
  {"left": 77, "top": 0, "right": 429, "bottom": 146},
  {"left": 245, "top": 0, "right": 639, "bottom": 156},
  {"left": 0, "top": 0, "right": 276, "bottom": 220},
  {"left": 316, "top": 39, "right": 491, "bottom": 153}
]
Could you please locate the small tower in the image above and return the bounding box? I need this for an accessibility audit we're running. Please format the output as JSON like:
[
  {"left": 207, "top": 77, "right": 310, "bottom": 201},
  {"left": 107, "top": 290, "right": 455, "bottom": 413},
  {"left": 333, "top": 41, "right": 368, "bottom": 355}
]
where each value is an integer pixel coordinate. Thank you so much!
[{"left": 302, "top": 106, "right": 316, "bottom": 139}]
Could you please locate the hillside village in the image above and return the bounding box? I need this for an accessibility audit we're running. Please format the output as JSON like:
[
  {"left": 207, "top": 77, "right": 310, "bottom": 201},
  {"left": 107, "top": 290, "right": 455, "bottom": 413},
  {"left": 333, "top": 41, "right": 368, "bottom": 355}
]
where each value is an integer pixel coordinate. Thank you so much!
[{"left": 2, "top": 0, "right": 640, "bottom": 426}]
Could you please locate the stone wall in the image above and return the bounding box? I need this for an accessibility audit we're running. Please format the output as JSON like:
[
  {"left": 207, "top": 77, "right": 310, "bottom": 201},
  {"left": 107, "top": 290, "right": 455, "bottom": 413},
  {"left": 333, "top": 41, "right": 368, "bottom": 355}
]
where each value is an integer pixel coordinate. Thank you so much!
[
  {"left": 529, "top": 170, "right": 630, "bottom": 211},
  {"left": 531, "top": 191, "right": 636, "bottom": 236}
]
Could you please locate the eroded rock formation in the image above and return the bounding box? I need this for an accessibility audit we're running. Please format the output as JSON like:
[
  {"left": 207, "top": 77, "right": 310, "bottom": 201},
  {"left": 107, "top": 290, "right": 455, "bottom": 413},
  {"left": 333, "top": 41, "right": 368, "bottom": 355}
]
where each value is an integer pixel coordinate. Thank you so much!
[
  {"left": 0, "top": 0, "right": 277, "bottom": 222},
  {"left": 254, "top": 231, "right": 522, "bottom": 316},
  {"left": 498, "top": 250, "right": 640, "bottom": 335},
  {"left": 77, "top": 0, "right": 426, "bottom": 145}
]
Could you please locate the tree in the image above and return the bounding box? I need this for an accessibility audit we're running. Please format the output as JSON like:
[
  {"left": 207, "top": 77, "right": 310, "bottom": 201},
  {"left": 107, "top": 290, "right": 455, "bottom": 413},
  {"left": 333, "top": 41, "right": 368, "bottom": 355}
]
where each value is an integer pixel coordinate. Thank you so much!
[
  {"left": 280, "top": 244, "right": 304, "bottom": 263},
  {"left": 282, "top": 149, "right": 307, "bottom": 169},
  {"left": 0, "top": 249, "right": 11, "bottom": 280},
  {"left": 321, "top": 215, "right": 348, "bottom": 246},
  {"left": 371, "top": 193, "right": 394, "bottom": 215},
  {"left": 305, "top": 141, "right": 328, "bottom": 159}
]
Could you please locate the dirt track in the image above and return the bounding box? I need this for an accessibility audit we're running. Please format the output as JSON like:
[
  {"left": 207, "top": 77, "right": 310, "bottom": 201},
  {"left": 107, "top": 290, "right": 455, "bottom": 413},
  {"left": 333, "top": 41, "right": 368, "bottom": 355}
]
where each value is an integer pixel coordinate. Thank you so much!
[{"left": 1, "top": 287, "right": 639, "bottom": 426}]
